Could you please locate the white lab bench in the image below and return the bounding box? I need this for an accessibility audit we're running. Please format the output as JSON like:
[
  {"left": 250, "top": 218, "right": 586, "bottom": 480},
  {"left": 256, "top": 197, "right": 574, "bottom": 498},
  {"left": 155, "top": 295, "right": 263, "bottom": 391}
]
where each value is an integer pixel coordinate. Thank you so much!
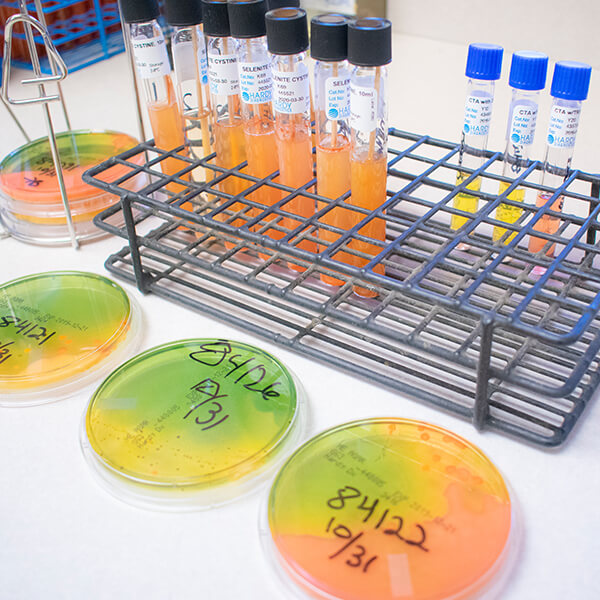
[{"left": 1, "top": 33, "right": 599, "bottom": 599}]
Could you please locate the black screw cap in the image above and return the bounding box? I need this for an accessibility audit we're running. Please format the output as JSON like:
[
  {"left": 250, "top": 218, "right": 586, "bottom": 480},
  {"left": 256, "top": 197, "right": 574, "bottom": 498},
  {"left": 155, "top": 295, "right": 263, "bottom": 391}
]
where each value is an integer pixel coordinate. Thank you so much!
[
  {"left": 347, "top": 17, "right": 392, "bottom": 67},
  {"left": 265, "top": 7, "right": 308, "bottom": 55}
]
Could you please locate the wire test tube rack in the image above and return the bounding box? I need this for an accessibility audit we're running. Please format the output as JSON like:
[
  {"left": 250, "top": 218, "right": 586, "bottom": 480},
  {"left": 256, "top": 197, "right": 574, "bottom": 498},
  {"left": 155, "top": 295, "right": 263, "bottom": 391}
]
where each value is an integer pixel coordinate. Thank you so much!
[{"left": 83, "top": 127, "right": 600, "bottom": 448}]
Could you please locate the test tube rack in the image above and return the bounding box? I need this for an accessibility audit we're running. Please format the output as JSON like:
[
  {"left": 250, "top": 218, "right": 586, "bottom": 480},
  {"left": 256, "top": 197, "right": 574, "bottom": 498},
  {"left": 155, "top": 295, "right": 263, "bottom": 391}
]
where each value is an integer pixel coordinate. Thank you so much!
[{"left": 83, "top": 128, "right": 600, "bottom": 448}]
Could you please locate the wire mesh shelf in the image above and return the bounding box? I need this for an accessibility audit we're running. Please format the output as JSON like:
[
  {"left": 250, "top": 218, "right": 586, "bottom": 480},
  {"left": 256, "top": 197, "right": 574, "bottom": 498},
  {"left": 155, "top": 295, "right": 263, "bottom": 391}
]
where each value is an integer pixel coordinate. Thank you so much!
[{"left": 83, "top": 128, "right": 600, "bottom": 448}]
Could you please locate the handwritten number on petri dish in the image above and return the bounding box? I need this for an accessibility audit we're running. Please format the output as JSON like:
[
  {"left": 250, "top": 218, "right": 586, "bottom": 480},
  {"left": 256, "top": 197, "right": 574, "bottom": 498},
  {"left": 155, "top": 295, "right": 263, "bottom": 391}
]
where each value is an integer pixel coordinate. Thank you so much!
[{"left": 327, "top": 485, "right": 429, "bottom": 553}]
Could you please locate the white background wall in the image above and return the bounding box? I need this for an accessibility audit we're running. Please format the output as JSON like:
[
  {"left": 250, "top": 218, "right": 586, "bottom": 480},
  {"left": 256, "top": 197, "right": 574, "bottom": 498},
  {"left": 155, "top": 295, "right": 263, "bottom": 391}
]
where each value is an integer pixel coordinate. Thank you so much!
[{"left": 388, "top": 0, "right": 600, "bottom": 69}]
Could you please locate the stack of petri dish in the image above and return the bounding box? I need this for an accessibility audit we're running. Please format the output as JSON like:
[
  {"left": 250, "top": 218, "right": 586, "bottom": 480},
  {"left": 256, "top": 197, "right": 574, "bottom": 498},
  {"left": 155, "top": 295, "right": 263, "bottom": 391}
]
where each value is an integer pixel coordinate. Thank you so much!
[{"left": 0, "top": 130, "right": 145, "bottom": 245}]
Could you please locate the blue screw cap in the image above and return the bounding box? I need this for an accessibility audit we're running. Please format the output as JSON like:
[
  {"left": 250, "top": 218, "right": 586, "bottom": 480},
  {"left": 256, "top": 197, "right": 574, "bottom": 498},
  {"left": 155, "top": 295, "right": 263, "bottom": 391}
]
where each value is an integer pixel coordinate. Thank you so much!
[
  {"left": 465, "top": 43, "right": 503, "bottom": 81},
  {"left": 550, "top": 61, "right": 592, "bottom": 101},
  {"left": 509, "top": 51, "right": 548, "bottom": 90}
]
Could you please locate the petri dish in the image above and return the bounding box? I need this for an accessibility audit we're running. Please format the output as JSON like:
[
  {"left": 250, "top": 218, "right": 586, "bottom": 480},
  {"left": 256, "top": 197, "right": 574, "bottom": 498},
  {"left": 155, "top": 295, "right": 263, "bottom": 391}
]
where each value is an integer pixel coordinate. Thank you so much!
[
  {"left": 0, "top": 130, "right": 145, "bottom": 245},
  {"left": 262, "top": 418, "right": 518, "bottom": 600},
  {"left": 81, "top": 339, "right": 307, "bottom": 510},
  {"left": 0, "top": 271, "right": 141, "bottom": 406}
]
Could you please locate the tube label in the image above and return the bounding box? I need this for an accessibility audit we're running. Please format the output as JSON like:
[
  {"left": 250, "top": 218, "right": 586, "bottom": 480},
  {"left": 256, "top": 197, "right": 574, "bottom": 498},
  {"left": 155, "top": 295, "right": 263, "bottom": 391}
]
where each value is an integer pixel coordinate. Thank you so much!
[
  {"left": 197, "top": 43, "right": 208, "bottom": 85},
  {"left": 131, "top": 35, "right": 170, "bottom": 79},
  {"left": 463, "top": 95, "right": 493, "bottom": 136},
  {"left": 547, "top": 104, "right": 581, "bottom": 148},
  {"left": 350, "top": 84, "right": 376, "bottom": 133},
  {"left": 273, "top": 64, "right": 310, "bottom": 114},
  {"left": 325, "top": 76, "right": 350, "bottom": 120},
  {"left": 207, "top": 53, "right": 239, "bottom": 96},
  {"left": 508, "top": 103, "right": 537, "bottom": 146},
  {"left": 239, "top": 60, "right": 272, "bottom": 105}
]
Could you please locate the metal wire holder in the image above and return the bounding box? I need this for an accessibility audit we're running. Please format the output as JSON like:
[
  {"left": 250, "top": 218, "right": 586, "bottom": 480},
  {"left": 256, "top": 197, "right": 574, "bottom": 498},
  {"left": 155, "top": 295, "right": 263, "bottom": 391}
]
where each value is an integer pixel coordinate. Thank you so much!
[
  {"left": 83, "top": 128, "right": 600, "bottom": 448},
  {"left": 1, "top": 0, "right": 79, "bottom": 248}
]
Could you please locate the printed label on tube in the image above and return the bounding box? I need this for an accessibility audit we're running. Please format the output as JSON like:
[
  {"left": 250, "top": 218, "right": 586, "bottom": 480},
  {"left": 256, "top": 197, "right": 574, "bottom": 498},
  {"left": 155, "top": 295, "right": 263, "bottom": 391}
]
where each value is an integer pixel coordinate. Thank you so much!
[
  {"left": 350, "top": 84, "right": 376, "bottom": 133},
  {"left": 508, "top": 102, "right": 537, "bottom": 146},
  {"left": 463, "top": 95, "right": 493, "bottom": 136},
  {"left": 325, "top": 76, "right": 350, "bottom": 120},
  {"left": 273, "top": 64, "right": 310, "bottom": 114},
  {"left": 132, "top": 36, "right": 171, "bottom": 79},
  {"left": 547, "top": 104, "right": 581, "bottom": 148},
  {"left": 239, "top": 60, "right": 272, "bottom": 105},
  {"left": 207, "top": 53, "right": 239, "bottom": 96},
  {"left": 197, "top": 43, "right": 208, "bottom": 85}
]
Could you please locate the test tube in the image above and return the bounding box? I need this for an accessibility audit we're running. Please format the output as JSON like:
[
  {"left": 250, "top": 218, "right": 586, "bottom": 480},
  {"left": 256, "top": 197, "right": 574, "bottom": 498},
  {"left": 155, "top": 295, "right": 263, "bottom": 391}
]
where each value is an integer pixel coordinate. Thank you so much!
[
  {"left": 347, "top": 18, "right": 392, "bottom": 298},
  {"left": 165, "top": 0, "right": 212, "bottom": 180},
  {"left": 120, "top": 0, "right": 187, "bottom": 190},
  {"left": 202, "top": 0, "right": 247, "bottom": 204},
  {"left": 528, "top": 61, "right": 592, "bottom": 258},
  {"left": 228, "top": 0, "right": 280, "bottom": 251},
  {"left": 493, "top": 51, "right": 548, "bottom": 244},
  {"left": 266, "top": 8, "right": 315, "bottom": 270},
  {"left": 311, "top": 14, "right": 351, "bottom": 286},
  {"left": 452, "top": 43, "right": 503, "bottom": 233}
]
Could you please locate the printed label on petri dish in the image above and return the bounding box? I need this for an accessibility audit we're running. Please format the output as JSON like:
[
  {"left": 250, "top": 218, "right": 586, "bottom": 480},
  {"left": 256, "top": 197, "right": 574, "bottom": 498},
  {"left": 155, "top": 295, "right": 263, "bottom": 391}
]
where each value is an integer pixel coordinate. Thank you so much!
[
  {"left": 132, "top": 35, "right": 171, "bottom": 79},
  {"left": 0, "top": 271, "right": 138, "bottom": 403},
  {"left": 273, "top": 64, "right": 311, "bottom": 115},
  {"left": 266, "top": 419, "right": 515, "bottom": 600},
  {"left": 547, "top": 104, "right": 581, "bottom": 148},
  {"left": 239, "top": 60, "right": 273, "bottom": 105},
  {"left": 83, "top": 339, "right": 304, "bottom": 508},
  {"left": 325, "top": 76, "right": 350, "bottom": 121},
  {"left": 207, "top": 53, "right": 240, "bottom": 96},
  {"left": 350, "top": 84, "right": 376, "bottom": 133},
  {"left": 463, "top": 94, "right": 493, "bottom": 136}
]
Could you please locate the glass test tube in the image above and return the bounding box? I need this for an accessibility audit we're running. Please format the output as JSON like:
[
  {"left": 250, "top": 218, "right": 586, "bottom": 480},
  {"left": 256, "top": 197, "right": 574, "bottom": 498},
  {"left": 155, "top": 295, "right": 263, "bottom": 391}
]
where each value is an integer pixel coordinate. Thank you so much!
[
  {"left": 347, "top": 18, "right": 392, "bottom": 298},
  {"left": 452, "top": 43, "right": 503, "bottom": 233},
  {"left": 528, "top": 61, "right": 592, "bottom": 258},
  {"left": 165, "top": 0, "right": 212, "bottom": 183},
  {"left": 228, "top": 0, "right": 280, "bottom": 254},
  {"left": 493, "top": 51, "right": 548, "bottom": 244},
  {"left": 311, "top": 14, "right": 352, "bottom": 286},
  {"left": 202, "top": 0, "right": 247, "bottom": 241},
  {"left": 121, "top": 0, "right": 187, "bottom": 191},
  {"left": 266, "top": 8, "right": 315, "bottom": 271}
]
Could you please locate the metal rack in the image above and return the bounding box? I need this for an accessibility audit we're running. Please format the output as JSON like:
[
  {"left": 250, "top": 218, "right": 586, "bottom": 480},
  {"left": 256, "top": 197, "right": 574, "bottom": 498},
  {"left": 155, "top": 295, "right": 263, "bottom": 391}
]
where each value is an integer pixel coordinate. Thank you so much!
[{"left": 83, "top": 128, "right": 600, "bottom": 448}]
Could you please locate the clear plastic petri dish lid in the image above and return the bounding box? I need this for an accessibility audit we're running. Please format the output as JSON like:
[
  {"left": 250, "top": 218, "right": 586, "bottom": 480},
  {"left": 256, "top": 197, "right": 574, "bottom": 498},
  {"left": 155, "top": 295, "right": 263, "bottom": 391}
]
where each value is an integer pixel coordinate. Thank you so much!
[
  {"left": 0, "top": 271, "right": 142, "bottom": 406},
  {"left": 261, "top": 418, "right": 519, "bottom": 600},
  {"left": 0, "top": 130, "right": 146, "bottom": 245},
  {"left": 81, "top": 339, "right": 307, "bottom": 511}
]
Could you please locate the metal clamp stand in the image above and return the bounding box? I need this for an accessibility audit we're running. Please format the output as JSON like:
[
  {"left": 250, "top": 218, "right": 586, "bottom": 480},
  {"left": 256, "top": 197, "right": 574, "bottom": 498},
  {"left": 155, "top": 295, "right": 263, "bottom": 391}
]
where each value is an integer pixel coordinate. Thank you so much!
[{"left": 1, "top": 0, "right": 79, "bottom": 249}]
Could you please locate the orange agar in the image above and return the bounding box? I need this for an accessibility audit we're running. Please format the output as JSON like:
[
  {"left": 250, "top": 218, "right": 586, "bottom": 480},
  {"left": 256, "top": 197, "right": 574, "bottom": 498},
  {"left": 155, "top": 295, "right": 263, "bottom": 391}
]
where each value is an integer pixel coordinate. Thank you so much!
[
  {"left": 348, "top": 151, "right": 387, "bottom": 297},
  {"left": 316, "top": 138, "right": 351, "bottom": 286},
  {"left": 244, "top": 123, "right": 281, "bottom": 259},
  {"left": 528, "top": 191, "right": 563, "bottom": 256},
  {"left": 214, "top": 120, "right": 248, "bottom": 248},
  {"left": 265, "top": 418, "right": 516, "bottom": 600},
  {"left": 276, "top": 123, "right": 315, "bottom": 272},
  {"left": 147, "top": 78, "right": 189, "bottom": 193}
]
